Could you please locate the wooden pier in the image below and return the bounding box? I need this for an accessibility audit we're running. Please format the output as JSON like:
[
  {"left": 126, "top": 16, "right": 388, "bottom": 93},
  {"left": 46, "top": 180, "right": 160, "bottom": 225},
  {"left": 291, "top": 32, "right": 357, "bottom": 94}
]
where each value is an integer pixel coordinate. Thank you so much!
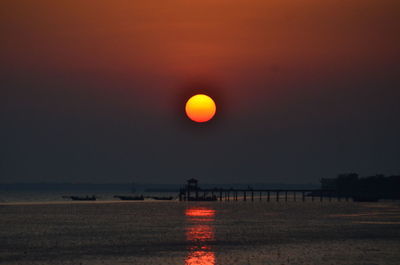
[{"left": 178, "top": 179, "right": 344, "bottom": 202}]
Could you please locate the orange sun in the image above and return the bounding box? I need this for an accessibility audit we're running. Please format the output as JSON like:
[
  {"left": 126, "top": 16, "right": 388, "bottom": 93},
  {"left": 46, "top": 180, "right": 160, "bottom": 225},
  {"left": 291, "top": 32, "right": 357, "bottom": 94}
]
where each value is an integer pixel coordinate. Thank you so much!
[{"left": 185, "top": 94, "right": 216, "bottom": 123}]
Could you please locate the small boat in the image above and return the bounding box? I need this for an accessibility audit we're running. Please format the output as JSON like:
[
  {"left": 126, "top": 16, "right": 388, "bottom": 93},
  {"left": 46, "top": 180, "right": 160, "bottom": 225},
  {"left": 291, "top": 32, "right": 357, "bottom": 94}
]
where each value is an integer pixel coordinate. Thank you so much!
[
  {"left": 114, "top": 195, "right": 144, "bottom": 201},
  {"left": 187, "top": 196, "right": 217, "bottom": 201},
  {"left": 62, "top": 195, "right": 96, "bottom": 201},
  {"left": 151, "top": 196, "right": 174, "bottom": 200},
  {"left": 352, "top": 195, "right": 380, "bottom": 202}
]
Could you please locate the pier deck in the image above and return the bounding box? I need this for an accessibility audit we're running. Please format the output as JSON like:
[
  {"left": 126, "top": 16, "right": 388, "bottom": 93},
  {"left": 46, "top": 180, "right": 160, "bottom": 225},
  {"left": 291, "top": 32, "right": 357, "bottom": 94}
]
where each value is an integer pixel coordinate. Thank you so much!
[{"left": 178, "top": 179, "right": 341, "bottom": 202}]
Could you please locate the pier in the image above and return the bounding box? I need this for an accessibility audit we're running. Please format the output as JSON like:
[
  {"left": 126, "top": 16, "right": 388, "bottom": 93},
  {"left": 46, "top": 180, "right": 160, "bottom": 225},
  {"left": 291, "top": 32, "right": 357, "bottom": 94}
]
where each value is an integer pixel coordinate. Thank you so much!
[{"left": 178, "top": 179, "right": 342, "bottom": 202}]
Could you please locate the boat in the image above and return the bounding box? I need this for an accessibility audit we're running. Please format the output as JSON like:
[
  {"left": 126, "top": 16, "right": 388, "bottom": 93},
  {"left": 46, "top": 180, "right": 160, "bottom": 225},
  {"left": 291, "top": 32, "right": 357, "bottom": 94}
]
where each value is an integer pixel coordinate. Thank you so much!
[
  {"left": 113, "top": 195, "right": 144, "bottom": 201},
  {"left": 187, "top": 196, "right": 217, "bottom": 201},
  {"left": 62, "top": 195, "right": 96, "bottom": 201},
  {"left": 352, "top": 195, "right": 380, "bottom": 202},
  {"left": 151, "top": 196, "right": 174, "bottom": 200}
]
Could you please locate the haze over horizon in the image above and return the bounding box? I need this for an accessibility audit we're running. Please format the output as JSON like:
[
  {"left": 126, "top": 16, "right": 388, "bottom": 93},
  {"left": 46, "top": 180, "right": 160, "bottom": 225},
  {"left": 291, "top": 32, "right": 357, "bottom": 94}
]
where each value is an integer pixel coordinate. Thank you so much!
[{"left": 1, "top": 0, "right": 399, "bottom": 184}]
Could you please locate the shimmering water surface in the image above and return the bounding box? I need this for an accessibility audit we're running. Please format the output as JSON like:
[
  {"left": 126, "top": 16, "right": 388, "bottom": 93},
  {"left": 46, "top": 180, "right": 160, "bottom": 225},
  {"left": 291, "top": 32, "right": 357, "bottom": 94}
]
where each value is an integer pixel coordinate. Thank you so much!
[{"left": 1, "top": 201, "right": 399, "bottom": 265}]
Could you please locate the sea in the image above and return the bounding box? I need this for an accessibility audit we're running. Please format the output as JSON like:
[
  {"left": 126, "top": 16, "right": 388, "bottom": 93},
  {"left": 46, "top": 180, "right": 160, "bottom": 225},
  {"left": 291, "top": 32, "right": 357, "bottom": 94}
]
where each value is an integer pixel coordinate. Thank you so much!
[{"left": 1, "top": 192, "right": 400, "bottom": 265}]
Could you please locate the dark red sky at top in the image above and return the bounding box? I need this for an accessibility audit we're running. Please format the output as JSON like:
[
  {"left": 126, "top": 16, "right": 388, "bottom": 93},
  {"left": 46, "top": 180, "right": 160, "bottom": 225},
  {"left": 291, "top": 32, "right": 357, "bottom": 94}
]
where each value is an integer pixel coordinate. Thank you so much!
[{"left": 1, "top": 0, "right": 399, "bottom": 183}]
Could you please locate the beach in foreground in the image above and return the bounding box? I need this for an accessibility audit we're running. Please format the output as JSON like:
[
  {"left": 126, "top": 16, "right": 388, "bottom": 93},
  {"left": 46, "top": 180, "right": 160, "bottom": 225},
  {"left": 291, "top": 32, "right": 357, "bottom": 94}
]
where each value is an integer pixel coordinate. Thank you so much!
[{"left": 1, "top": 201, "right": 399, "bottom": 265}]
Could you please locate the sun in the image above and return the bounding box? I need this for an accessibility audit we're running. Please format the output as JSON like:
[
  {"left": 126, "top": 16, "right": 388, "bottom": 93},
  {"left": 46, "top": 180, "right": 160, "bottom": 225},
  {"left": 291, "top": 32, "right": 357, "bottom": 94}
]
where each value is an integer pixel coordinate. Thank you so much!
[{"left": 185, "top": 94, "right": 216, "bottom": 123}]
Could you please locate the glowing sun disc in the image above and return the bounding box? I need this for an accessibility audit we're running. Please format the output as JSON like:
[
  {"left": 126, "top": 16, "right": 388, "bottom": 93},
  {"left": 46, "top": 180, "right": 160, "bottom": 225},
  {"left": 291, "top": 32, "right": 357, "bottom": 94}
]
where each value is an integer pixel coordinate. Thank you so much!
[{"left": 185, "top": 94, "right": 216, "bottom": 123}]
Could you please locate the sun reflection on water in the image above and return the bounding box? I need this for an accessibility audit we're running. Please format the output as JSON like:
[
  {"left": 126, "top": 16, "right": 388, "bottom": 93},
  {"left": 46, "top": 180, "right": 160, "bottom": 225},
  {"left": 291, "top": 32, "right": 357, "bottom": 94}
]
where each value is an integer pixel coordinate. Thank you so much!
[
  {"left": 185, "top": 250, "right": 215, "bottom": 265},
  {"left": 185, "top": 207, "right": 216, "bottom": 265}
]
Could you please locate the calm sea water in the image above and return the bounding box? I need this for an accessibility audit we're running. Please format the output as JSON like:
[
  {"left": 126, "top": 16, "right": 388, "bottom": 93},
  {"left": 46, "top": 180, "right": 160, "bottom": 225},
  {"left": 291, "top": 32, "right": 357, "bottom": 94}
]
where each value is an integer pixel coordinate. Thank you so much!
[{"left": 1, "top": 199, "right": 399, "bottom": 265}]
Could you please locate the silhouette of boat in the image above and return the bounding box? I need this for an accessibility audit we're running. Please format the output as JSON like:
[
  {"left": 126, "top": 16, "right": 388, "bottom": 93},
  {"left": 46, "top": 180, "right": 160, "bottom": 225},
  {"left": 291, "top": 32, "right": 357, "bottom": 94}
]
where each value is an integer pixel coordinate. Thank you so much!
[
  {"left": 62, "top": 195, "right": 96, "bottom": 201},
  {"left": 151, "top": 196, "right": 174, "bottom": 200},
  {"left": 114, "top": 195, "right": 144, "bottom": 201},
  {"left": 188, "top": 196, "right": 217, "bottom": 201},
  {"left": 352, "top": 195, "right": 380, "bottom": 202}
]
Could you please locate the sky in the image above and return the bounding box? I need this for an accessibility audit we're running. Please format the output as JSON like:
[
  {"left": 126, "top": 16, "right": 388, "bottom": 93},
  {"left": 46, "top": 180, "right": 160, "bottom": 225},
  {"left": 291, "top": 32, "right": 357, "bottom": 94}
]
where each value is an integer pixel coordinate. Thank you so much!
[{"left": 1, "top": 0, "right": 399, "bottom": 184}]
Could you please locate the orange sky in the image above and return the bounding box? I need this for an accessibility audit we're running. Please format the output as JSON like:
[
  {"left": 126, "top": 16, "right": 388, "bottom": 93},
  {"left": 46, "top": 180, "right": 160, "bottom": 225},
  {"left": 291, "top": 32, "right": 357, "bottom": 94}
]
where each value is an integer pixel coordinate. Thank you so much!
[{"left": 2, "top": 0, "right": 398, "bottom": 116}]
